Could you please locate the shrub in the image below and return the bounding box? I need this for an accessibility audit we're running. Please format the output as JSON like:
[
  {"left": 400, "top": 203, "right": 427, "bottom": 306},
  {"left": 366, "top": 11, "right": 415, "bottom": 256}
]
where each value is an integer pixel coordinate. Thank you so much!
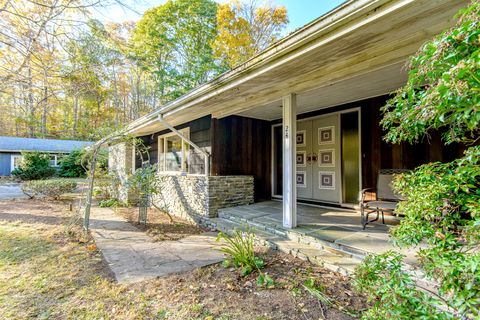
[
  {"left": 354, "top": 251, "right": 450, "bottom": 319},
  {"left": 128, "top": 164, "right": 174, "bottom": 222},
  {"left": 11, "top": 152, "right": 56, "bottom": 180},
  {"left": 22, "top": 179, "right": 77, "bottom": 200},
  {"left": 58, "top": 150, "right": 87, "bottom": 178},
  {"left": 216, "top": 227, "right": 264, "bottom": 277},
  {"left": 98, "top": 198, "right": 123, "bottom": 208},
  {"left": 354, "top": 2, "right": 480, "bottom": 318}
]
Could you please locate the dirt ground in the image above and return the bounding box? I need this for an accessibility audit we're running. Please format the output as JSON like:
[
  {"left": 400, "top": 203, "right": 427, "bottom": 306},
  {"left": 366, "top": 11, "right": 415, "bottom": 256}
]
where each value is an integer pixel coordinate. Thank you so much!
[
  {"left": 0, "top": 198, "right": 368, "bottom": 319},
  {"left": 115, "top": 206, "right": 205, "bottom": 241}
]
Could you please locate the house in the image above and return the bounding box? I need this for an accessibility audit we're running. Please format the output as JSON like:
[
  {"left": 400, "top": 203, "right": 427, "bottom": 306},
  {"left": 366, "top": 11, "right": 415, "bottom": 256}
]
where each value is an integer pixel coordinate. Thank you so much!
[
  {"left": 109, "top": 0, "right": 468, "bottom": 229},
  {"left": 0, "top": 136, "right": 94, "bottom": 176}
]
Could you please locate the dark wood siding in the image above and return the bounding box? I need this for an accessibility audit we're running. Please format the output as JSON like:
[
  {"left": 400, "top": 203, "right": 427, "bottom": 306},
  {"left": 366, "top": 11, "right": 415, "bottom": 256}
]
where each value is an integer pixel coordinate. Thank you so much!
[{"left": 211, "top": 116, "right": 272, "bottom": 201}]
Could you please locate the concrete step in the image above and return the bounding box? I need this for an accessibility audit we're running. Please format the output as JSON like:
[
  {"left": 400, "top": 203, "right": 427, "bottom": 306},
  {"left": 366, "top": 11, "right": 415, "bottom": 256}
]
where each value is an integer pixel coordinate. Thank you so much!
[
  {"left": 218, "top": 209, "right": 366, "bottom": 260},
  {"left": 216, "top": 209, "right": 426, "bottom": 279},
  {"left": 211, "top": 215, "right": 362, "bottom": 276}
]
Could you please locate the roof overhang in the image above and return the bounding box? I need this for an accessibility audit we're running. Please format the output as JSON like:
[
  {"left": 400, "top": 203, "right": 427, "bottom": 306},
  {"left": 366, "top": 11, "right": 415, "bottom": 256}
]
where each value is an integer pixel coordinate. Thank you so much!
[{"left": 128, "top": 0, "right": 467, "bottom": 136}]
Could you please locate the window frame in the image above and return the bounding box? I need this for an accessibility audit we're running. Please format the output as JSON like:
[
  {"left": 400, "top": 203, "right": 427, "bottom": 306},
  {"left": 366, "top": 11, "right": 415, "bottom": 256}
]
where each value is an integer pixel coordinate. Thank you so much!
[
  {"left": 49, "top": 154, "right": 58, "bottom": 167},
  {"left": 157, "top": 128, "right": 190, "bottom": 175},
  {"left": 10, "top": 155, "right": 23, "bottom": 172}
]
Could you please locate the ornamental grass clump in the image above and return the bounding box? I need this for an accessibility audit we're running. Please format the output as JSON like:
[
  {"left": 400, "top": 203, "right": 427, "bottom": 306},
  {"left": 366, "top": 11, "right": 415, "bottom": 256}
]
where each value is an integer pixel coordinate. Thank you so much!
[{"left": 216, "top": 227, "right": 265, "bottom": 277}]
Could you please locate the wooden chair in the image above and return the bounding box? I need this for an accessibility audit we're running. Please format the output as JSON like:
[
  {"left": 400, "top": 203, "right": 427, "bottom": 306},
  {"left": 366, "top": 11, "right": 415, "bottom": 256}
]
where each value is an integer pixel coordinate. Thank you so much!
[{"left": 360, "top": 169, "right": 408, "bottom": 229}]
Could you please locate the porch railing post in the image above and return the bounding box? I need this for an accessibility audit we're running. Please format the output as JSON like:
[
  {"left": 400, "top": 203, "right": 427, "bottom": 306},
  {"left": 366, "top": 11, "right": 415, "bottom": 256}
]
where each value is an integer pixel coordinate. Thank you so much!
[{"left": 282, "top": 93, "right": 297, "bottom": 228}]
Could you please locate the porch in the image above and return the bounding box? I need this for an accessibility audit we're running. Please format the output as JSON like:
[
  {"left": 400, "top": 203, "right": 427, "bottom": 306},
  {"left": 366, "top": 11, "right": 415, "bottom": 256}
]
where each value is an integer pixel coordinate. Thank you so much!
[{"left": 213, "top": 201, "right": 419, "bottom": 274}]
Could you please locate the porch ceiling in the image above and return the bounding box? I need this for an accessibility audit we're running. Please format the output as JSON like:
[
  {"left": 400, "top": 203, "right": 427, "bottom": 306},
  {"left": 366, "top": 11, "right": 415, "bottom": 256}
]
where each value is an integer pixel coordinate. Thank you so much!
[
  {"left": 235, "top": 61, "right": 407, "bottom": 120},
  {"left": 130, "top": 0, "right": 467, "bottom": 136}
]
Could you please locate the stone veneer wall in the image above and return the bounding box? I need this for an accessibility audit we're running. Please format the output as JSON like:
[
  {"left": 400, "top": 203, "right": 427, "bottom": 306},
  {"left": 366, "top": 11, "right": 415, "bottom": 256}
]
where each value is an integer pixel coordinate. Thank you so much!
[
  {"left": 152, "top": 175, "right": 254, "bottom": 221},
  {"left": 108, "top": 143, "right": 134, "bottom": 204}
]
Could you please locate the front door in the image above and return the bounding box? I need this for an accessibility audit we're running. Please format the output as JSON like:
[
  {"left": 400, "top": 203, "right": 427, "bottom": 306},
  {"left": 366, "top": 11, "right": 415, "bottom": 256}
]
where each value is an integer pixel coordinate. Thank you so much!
[
  {"left": 312, "top": 114, "right": 341, "bottom": 203},
  {"left": 273, "top": 110, "right": 360, "bottom": 206},
  {"left": 295, "top": 114, "right": 341, "bottom": 203}
]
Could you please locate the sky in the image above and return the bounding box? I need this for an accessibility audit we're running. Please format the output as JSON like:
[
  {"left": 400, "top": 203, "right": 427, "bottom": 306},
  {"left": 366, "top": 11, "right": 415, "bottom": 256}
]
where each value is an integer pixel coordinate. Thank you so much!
[{"left": 94, "top": 0, "right": 347, "bottom": 33}]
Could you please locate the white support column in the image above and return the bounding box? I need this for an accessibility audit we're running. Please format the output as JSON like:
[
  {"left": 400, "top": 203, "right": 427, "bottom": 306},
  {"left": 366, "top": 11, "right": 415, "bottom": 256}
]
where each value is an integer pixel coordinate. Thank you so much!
[{"left": 282, "top": 93, "right": 297, "bottom": 228}]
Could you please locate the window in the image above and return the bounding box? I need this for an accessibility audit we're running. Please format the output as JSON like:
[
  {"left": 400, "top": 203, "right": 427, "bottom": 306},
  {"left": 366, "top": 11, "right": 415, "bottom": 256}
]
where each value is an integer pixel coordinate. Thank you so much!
[
  {"left": 10, "top": 155, "right": 23, "bottom": 172},
  {"left": 49, "top": 155, "right": 58, "bottom": 167},
  {"left": 158, "top": 129, "right": 190, "bottom": 173}
]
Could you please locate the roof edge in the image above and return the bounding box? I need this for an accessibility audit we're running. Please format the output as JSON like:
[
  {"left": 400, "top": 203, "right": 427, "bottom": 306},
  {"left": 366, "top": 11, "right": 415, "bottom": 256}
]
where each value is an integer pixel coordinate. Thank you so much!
[{"left": 126, "top": 0, "right": 391, "bottom": 134}]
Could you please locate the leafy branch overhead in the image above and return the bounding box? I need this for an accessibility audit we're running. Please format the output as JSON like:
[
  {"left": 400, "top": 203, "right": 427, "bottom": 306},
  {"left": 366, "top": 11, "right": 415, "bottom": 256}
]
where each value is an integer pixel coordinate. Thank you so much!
[{"left": 381, "top": 1, "right": 480, "bottom": 145}]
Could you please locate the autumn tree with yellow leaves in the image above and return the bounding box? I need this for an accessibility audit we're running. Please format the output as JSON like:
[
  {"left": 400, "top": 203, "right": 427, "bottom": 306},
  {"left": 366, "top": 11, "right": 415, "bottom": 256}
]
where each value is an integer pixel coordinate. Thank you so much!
[{"left": 212, "top": 0, "right": 288, "bottom": 68}]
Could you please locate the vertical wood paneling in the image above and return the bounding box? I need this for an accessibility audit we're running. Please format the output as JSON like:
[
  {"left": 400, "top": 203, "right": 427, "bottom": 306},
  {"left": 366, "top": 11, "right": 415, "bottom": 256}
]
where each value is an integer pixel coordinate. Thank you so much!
[{"left": 212, "top": 115, "right": 272, "bottom": 201}]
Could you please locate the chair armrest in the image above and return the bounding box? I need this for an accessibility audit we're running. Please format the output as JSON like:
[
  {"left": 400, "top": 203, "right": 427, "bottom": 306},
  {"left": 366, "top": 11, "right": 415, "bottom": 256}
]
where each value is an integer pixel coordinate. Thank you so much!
[{"left": 359, "top": 188, "right": 374, "bottom": 204}]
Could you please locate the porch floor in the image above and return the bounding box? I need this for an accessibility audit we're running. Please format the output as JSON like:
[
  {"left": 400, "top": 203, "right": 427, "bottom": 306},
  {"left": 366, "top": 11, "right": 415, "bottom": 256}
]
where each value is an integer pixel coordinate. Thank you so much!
[{"left": 218, "top": 201, "right": 418, "bottom": 264}]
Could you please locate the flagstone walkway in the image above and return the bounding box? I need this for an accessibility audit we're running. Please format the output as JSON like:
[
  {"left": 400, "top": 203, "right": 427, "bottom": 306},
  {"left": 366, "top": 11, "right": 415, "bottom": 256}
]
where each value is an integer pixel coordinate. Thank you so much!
[{"left": 90, "top": 207, "right": 224, "bottom": 284}]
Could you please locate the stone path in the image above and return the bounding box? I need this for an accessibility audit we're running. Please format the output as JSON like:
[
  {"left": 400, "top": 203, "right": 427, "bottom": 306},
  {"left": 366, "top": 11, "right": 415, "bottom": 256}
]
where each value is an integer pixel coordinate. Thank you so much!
[{"left": 90, "top": 207, "right": 224, "bottom": 283}]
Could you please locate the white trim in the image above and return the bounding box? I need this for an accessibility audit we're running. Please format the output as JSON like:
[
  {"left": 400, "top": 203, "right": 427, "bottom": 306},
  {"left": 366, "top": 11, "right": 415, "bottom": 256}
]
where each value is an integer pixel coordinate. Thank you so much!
[
  {"left": 318, "top": 126, "right": 335, "bottom": 145},
  {"left": 49, "top": 155, "right": 58, "bottom": 167},
  {"left": 296, "top": 150, "right": 307, "bottom": 167},
  {"left": 319, "top": 171, "right": 336, "bottom": 190},
  {"left": 296, "top": 171, "right": 307, "bottom": 188},
  {"left": 296, "top": 130, "right": 306, "bottom": 147},
  {"left": 157, "top": 128, "right": 190, "bottom": 174},
  {"left": 318, "top": 149, "right": 335, "bottom": 167},
  {"left": 282, "top": 93, "right": 297, "bottom": 229},
  {"left": 271, "top": 123, "right": 282, "bottom": 198},
  {"left": 10, "top": 155, "right": 22, "bottom": 172}
]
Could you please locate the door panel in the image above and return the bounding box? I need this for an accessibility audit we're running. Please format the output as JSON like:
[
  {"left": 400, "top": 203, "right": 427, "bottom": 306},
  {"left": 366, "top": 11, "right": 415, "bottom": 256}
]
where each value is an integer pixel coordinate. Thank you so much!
[
  {"left": 312, "top": 115, "right": 341, "bottom": 203},
  {"left": 296, "top": 121, "right": 313, "bottom": 199},
  {"left": 341, "top": 111, "right": 360, "bottom": 204}
]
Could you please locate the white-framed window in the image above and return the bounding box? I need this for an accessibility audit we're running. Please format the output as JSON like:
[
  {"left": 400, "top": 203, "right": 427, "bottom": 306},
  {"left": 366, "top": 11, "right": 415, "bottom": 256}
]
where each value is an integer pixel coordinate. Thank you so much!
[
  {"left": 10, "top": 155, "right": 23, "bottom": 172},
  {"left": 49, "top": 155, "right": 58, "bottom": 167},
  {"left": 158, "top": 128, "right": 190, "bottom": 174}
]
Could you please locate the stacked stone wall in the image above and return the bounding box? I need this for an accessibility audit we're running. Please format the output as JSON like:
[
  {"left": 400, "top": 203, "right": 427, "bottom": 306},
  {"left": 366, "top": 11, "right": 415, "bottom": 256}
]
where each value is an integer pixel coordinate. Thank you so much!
[{"left": 151, "top": 175, "right": 254, "bottom": 221}]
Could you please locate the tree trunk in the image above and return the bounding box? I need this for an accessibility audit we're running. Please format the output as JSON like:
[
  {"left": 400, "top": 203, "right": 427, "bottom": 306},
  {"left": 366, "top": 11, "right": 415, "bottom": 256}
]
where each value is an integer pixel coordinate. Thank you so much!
[
  {"left": 73, "top": 94, "right": 79, "bottom": 138},
  {"left": 27, "top": 64, "right": 35, "bottom": 137},
  {"left": 41, "top": 85, "right": 47, "bottom": 136}
]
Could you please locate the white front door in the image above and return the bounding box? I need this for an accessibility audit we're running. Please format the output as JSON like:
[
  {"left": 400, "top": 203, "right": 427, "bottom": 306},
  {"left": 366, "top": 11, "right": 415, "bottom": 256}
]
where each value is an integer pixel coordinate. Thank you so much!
[
  {"left": 312, "top": 114, "right": 341, "bottom": 203},
  {"left": 274, "top": 110, "right": 360, "bottom": 206},
  {"left": 295, "top": 114, "right": 341, "bottom": 203}
]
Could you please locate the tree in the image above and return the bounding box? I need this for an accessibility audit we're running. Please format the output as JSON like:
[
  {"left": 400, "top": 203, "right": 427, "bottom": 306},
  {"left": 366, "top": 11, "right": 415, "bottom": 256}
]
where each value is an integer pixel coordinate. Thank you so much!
[
  {"left": 131, "top": 0, "right": 223, "bottom": 103},
  {"left": 58, "top": 150, "right": 88, "bottom": 178},
  {"left": 212, "top": 0, "right": 288, "bottom": 68},
  {"left": 354, "top": 2, "right": 480, "bottom": 319}
]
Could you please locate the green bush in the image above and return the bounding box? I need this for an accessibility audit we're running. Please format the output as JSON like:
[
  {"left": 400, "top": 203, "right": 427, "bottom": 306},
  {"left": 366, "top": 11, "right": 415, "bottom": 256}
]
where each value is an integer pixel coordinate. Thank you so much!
[
  {"left": 216, "top": 227, "right": 264, "bottom": 277},
  {"left": 22, "top": 179, "right": 77, "bottom": 200},
  {"left": 98, "top": 198, "right": 123, "bottom": 208},
  {"left": 354, "top": 2, "right": 480, "bottom": 318},
  {"left": 11, "top": 152, "right": 56, "bottom": 180},
  {"left": 58, "top": 150, "right": 87, "bottom": 178}
]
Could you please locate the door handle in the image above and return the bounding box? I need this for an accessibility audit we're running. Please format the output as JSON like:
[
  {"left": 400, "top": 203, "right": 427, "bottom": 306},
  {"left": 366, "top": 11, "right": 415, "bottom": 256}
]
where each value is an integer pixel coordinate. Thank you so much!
[
  {"left": 307, "top": 154, "right": 312, "bottom": 164},
  {"left": 312, "top": 153, "right": 318, "bottom": 163}
]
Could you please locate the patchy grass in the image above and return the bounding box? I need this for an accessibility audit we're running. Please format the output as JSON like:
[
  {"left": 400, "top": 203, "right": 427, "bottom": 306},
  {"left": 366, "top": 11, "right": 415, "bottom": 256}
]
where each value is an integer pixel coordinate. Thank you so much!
[{"left": 0, "top": 199, "right": 367, "bottom": 319}]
